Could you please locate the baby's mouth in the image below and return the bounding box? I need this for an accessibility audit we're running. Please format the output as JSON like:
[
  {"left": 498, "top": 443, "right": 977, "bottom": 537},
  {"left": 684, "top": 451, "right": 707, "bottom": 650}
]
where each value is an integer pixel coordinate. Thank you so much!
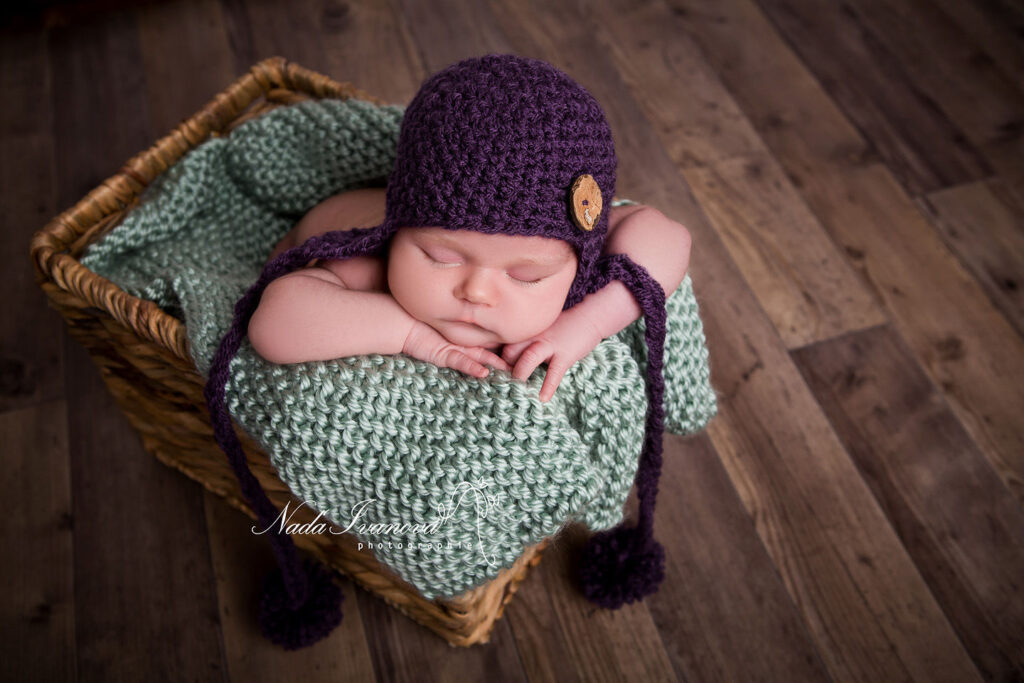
[
  {"left": 448, "top": 315, "right": 485, "bottom": 328},
  {"left": 449, "top": 319, "right": 487, "bottom": 331}
]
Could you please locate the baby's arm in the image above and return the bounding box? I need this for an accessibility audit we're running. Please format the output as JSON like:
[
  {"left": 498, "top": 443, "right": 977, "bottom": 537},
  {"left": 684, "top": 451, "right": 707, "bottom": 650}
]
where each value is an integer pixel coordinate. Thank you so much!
[
  {"left": 268, "top": 187, "right": 387, "bottom": 261},
  {"left": 502, "top": 204, "right": 691, "bottom": 401},
  {"left": 249, "top": 267, "right": 509, "bottom": 377},
  {"left": 252, "top": 188, "right": 510, "bottom": 377},
  {"left": 577, "top": 204, "right": 692, "bottom": 338},
  {"left": 248, "top": 268, "right": 415, "bottom": 362}
]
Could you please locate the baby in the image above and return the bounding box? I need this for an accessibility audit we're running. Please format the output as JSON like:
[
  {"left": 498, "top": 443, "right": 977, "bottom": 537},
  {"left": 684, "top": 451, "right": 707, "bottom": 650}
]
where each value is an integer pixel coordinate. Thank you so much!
[
  {"left": 249, "top": 186, "right": 691, "bottom": 402},
  {"left": 206, "top": 53, "right": 692, "bottom": 649}
]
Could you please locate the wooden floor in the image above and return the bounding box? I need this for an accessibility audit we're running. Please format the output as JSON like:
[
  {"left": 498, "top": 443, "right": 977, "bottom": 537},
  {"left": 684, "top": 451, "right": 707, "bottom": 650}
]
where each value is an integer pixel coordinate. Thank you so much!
[{"left": 4, "top": 0, "right": 1024, "bottom": 680}]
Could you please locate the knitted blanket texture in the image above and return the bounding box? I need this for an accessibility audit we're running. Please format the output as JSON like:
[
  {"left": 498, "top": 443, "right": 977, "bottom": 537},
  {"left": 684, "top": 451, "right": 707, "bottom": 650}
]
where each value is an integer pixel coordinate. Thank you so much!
[{"left": 80, "top": 98, "right": 717, "bottom": 600}]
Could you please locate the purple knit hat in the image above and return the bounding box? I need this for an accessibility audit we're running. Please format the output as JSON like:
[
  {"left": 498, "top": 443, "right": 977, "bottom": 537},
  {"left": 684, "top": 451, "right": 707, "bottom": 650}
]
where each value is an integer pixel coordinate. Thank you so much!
[{"left": 203, "top": 54, "right": 669, "bottom": 649}]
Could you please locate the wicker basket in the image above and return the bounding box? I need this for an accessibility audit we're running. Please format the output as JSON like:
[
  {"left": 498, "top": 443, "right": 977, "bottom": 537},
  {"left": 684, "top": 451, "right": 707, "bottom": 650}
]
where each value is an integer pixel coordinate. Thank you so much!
[{"left": 29, "top": 56, "right": 550, "bottom": 648}]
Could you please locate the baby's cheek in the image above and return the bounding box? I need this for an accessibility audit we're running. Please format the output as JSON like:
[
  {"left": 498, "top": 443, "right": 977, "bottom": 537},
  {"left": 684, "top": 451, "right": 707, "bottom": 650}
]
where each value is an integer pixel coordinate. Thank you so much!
[{"left": 508, "top": 295, "right": 561, "bottom": 339}]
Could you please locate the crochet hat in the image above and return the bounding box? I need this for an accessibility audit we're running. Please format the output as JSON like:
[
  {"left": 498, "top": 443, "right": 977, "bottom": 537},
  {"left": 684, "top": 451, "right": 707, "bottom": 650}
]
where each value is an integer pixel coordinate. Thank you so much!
[{"left": 203, "top": 54, "right": 669, "bottom": 649}]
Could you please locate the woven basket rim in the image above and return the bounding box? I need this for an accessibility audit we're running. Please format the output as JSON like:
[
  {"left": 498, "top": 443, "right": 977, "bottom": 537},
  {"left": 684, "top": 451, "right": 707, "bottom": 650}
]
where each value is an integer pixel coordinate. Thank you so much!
[{"left": 28, "top": 56, "right": 389, "bottom": 365}]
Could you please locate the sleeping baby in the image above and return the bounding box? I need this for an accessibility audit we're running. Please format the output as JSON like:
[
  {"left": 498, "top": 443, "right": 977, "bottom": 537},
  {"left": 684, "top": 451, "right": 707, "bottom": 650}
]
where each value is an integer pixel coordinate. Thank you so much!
[
  {"left": 249, "top": 186, "right": 690, "bottom": 402},
  {"left": 206, "top": 53, "right": 696, "bottom": 650}
]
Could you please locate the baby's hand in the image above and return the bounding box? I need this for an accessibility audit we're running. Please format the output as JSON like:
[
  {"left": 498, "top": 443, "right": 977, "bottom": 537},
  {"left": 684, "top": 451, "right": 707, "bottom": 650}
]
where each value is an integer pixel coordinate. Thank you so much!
[
  {"left": 501, "top": 305, "right": 604, "bottom": 402},
  {"left": 403, "top": 320, "right": 511, "bottom": 379}
]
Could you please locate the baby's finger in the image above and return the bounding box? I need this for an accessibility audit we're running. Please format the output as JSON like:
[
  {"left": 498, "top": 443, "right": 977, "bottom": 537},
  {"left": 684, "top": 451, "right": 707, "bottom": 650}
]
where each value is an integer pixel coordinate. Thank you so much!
[
  {"left": 465, "top": 347, "right": 511, "bottom": 372},
  {"left": 444, "top": 350, "right": 489, "bottom": 379},
  {"left": 512, "top": 341, "right": 551, "bottom": 382},
  {"left": 538, "top": 359, "right": 570, "bottom": 402},
  {"left": 501, "top": 340, "right": 532, "bottom": 365}
]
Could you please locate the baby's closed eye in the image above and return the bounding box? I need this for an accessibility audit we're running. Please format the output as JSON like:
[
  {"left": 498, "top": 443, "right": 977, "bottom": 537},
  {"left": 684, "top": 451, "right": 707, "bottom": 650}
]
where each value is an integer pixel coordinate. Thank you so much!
[{"left": 420, "top": 247, "right": 548, "bottom": 286}]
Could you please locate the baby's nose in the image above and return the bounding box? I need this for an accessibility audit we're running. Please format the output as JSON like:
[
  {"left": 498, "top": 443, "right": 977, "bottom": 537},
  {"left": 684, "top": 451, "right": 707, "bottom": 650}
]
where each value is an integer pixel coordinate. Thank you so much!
[{"left": 456, "top": 267, "right": 498, "bottom": 305}]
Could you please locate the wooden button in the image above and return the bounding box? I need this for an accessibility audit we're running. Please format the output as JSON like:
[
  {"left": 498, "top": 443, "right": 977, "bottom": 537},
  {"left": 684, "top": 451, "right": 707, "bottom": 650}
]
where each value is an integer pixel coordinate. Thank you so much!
[{"left": 569, "top": 174, "right": 602, "bottom": 231}]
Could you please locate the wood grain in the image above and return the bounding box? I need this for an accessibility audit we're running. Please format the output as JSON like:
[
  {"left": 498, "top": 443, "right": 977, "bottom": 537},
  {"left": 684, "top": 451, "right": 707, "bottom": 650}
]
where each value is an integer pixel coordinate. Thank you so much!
[
  {"left": 1, "top": 27, "right": 62, "bottom": 414},
  {"left": 534, "top": 525, "right": 678, "bottom": 683},
  {"left": 136, "top": 0, "right": 239, "bottom": 135},
  {"left": 843, "top": 0, "right": 1024, "bottom": 225},
  {"left": 592, "top": 0, "right": 885, "bottom": 349},
  {"left": 917, "top": 179, "right": 1024, "bottom": 339},
  {"left": 649, "top": 432, "right": 830, "bottom": 682},
  {"left": 49, "top": 11, "right": 226, "bottom": 679},
  {"left": 316, "top": 0, "right": 423, "bottom": 106},
  {"left": 843, "top": 0, "right": 1024, "bottom": 227},
  {"left": 0, "top": 401, "right": 75, "bottom": 682},
  {"left": 669, "top": 0, "right": 1024, "bottom": 505},
  {"left": 64, "top": 333, "right": 226, "bottom": 679},
  {"left": 846, "top": 0, "right": 1024, "bottom": 143},
  {"left": 205, "top": 490, "right": 377, "bottom": 681},
  {"left": 684, "top": 153, "right": 885, "bottom": 348},
  {"left": 753, "top": 0, "right": 991, "bottom": 196},
  {"left": 793, "top": 324, "right": 1024, "bottom": 681},
  {"left": 930, "top": 0, "right": 1024, "bottom": 92},
  {"left": 355, "top": 580, "right": 528, "bottom": 683}
]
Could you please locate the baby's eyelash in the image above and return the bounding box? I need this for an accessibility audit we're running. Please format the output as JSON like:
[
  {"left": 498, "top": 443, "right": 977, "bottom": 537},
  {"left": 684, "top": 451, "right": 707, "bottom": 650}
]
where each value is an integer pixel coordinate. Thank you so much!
[
  {"left": 422, "top": 250, "right": 460, "bottom": 267},
  {"left": 422, "top": 248, "right": 545, "bottom": 285},
  {"left": 508, "top": 274, "right": 544, "bottom": 287}
]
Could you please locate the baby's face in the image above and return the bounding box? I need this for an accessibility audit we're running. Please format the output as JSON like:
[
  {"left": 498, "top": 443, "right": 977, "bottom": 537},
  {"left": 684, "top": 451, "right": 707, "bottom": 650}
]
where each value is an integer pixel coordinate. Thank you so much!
[{"left": 387, "top": 227, "right": 578, "bottom": 350}]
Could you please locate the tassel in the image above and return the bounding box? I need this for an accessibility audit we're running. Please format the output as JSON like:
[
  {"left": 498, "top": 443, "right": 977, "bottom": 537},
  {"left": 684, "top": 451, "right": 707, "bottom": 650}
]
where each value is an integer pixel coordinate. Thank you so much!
[
  {"left": 203, "top": 226, "right": 389, "bottom": 649},
  {"left": 576, "top": 253, "right": 668, "bottom": 609},
  {"left": 258, "top": 558, "right": 343, "bottom": 650},
  {"left": 578, "top": 525, "right": 665, "bottom": 608}
]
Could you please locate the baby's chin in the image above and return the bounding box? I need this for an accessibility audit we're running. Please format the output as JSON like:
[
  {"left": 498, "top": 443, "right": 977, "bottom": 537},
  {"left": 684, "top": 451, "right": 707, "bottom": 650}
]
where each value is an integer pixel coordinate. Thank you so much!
[{"left": 432, "top": 321, "right": 505, "bottom": 351}]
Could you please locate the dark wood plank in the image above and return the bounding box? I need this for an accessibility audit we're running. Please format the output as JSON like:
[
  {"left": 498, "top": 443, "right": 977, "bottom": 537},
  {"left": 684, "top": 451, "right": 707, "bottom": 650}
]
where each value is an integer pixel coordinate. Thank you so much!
[
  {"left": 683, "top": 154, "right": 887, "bottom": 348},
  {"left": 501, "top": 551, "right": 588, "bottom": 683},
  {"left": 842, "top": 0, "right": 1024, "bottom": 222},
  {"left": 847, "top": 0, "right": 1024, "bottom": 148},
  {"left": 135, "top": 0, "right": 239, "bottom": 135},
  {"left": 753, "top": 0, "right": 991, "bottom": 196},
  {"left": 647, "top": 433, "right": 831, "bottom": 682},
  {"left": 235, "top": 0, "right": 334, "bottom": 79},
  {"left": 218, "top": 0, "right": 259, "bottom": 77},
  {"left": 917, "top": 179, "right": 1024, "bottom": 340},
  {"left": 48, "top": 11, "right": 153, "bottom": 209},
  {"left": 1, "top": 26, "right": 63, "bottom": 414},
  {"left": 931, "top": 0, "right": 1024, "bottom": 93},
  {"left": 391, "top": 0, "right": 515, "bottom": 69},
  {"left": 510, "top": 435, "right": 830, "bottom": 683},
  {"left": 356, "top": 582, "right": 528, "bottom": 683},
  {"left": 670, "top": 0, "right": 1024, "bottom": 507},
  {"left": 0, "top": 401, "right": 75, "bottom": 682},
  {"left": 315, "top": 0, "right": 424, "bottom": 106},
  {"left": 64, "top": 334, "right": 227, "bottom": 681},
  {"left": 49, "top": 11, "right": 227, "bottom": 680},
  {"left": 526, "top": 522, "right": 679, "bottom": 683},
  {"left": 793, "top": 323, "right": 1024, "bottom": 681},
  {"left": 205, "top": 491, "right": 377, "bottom": 680},
  {"left": 591, "top": 0, "right": 885, "bottom": 350}
]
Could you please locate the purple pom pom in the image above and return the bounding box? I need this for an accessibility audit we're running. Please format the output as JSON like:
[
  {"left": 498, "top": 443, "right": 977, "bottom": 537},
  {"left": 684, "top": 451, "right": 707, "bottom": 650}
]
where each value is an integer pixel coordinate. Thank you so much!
[
  {"left": 577, "top": 525, "right": 665, "bottom": 609},
  {"left": 258, "top": 559, "right": 343, "bottom": 650}
]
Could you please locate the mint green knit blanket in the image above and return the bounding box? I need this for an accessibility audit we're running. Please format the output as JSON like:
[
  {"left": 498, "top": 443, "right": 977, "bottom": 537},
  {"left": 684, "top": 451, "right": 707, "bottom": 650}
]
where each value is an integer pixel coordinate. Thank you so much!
[{"left": 80, "top": 99, "right": 717, "bottom": 600}]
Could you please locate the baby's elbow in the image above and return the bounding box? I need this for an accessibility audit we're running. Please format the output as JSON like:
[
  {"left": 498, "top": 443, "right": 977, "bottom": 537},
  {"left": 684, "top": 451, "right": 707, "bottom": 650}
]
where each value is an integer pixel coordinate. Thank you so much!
[
  {"left": 248, "top": 308, "right": 286, "bottom": 364},
  {"left": 645, "top": 207, "right": 692, "bottom": 268},
  {"left": 677, "top": 221, "right": 692, "bottom": 269},
  {"left": 247, "top": 282, "right": 297, "bottom": 364}
]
